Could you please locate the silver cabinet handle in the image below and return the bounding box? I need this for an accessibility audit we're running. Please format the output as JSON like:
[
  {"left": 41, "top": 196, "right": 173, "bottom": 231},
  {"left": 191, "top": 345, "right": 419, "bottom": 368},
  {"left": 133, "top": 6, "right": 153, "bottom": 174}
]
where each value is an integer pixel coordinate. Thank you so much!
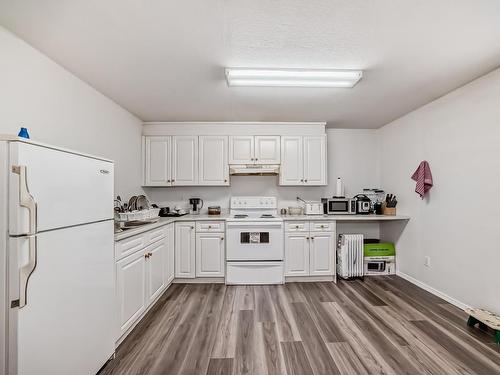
[
  {"left": 17, "top": 235, "right": 37, "bottom": 308},
  {"left": 12, "top": 165, "right": 37, "bottom": 235}
]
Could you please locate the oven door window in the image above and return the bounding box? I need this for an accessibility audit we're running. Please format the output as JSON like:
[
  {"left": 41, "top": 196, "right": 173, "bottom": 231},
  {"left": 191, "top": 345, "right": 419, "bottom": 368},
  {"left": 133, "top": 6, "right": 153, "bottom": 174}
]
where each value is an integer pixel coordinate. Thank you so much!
[
  {"left": 329, "top": 201, "right": 347, "bottom": 212},
  {"left": 240, "top": 232, "right": 270, "bottom": 244}
]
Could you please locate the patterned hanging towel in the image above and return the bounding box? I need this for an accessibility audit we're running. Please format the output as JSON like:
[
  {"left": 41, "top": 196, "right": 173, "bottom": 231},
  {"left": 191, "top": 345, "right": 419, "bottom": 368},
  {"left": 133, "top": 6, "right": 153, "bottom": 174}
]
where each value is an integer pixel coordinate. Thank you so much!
[{"left": 411, "top": 161, "right": 433, "bottom": 198}]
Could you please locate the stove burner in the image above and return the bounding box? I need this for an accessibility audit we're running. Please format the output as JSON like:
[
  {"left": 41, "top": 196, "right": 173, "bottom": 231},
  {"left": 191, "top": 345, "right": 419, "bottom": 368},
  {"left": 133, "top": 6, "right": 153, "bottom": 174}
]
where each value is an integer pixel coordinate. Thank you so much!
[
  {"left": 260, "top": 214, "right": 275, "bottom": 218},
  {"left": 234, "top": 214, "right": 249, "bottom": 218}
]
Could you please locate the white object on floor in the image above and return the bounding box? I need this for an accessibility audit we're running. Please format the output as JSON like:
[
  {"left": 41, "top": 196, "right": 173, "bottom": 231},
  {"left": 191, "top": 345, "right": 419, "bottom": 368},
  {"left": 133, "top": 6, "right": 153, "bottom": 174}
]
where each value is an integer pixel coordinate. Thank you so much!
[{"left": 337, "top": 234, "right": 364, "bottom": 279}]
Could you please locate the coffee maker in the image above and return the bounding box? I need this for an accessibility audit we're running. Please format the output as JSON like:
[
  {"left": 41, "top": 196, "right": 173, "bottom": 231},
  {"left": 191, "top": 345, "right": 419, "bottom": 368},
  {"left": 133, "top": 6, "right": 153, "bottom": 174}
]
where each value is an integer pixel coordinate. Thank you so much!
[{"left": 189, "top": 198, "right": 204, "bottom": 215}]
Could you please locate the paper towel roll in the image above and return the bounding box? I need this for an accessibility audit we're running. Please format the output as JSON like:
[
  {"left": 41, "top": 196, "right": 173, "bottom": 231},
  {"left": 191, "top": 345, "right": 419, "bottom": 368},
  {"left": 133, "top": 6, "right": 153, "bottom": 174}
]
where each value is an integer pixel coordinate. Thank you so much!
[{"left": 336, "top": 177, "right": 344, "bottom": 197}]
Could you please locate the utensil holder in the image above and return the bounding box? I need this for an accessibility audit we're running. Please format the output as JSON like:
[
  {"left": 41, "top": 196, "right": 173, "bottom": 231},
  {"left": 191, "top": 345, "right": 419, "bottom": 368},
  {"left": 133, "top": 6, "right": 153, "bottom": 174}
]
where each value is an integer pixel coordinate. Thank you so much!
[{"left": 382, "top": 204, "right": 396, "bottom": 216}]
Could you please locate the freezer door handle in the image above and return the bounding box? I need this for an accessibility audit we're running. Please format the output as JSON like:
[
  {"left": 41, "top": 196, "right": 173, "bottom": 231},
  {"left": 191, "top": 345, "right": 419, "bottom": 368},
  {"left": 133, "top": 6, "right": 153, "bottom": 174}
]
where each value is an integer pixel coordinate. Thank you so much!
[
  {"left": 12, "top": 165, "right": 37, "bottom": 235},
  {"left": 11, "top": 235, "right": 38, "bottom": 309}
]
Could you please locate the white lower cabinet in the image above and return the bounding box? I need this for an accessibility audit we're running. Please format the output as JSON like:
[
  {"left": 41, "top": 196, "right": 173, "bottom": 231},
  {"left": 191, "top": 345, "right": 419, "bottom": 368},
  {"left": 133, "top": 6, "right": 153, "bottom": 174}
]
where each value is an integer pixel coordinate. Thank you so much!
[
  {"left": 196, "top": 232, "right": 225, "bottom": 277},
  {"left": 285, "top": 221, "right": 335, "bottom": 277},
  {"left": 146, "top": 240, "right": 166, "bottom": 304},
  {"left": 165, "top": 223, "right": 175, "bottom": 284},
  {"left": 175, "top": 221, "right": 196, "bottom": 278},
  {"left": 309, "top": 232, "right": 334, "bottom": 276},
  {"left": 115, "top": 224, "right": 174, "bottom": 342},
  {"left": 116, "top": 249, "right": 147, "bottom": 337},
  {"left": 284, "top": 233, "right": 309, "bottom": 276}
]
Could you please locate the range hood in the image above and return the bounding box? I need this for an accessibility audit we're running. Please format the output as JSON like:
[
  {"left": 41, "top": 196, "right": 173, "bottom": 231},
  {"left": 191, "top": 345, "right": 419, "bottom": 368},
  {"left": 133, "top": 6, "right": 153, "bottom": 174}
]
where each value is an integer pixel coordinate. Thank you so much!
[{"left": 229, "top": 164, "right": 280, "bottom": 176}]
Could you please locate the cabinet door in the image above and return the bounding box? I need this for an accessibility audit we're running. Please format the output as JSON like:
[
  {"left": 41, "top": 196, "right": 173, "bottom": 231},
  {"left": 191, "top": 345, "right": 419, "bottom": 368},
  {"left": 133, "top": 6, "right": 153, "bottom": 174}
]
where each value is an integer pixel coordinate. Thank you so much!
[
  {"left": 279, "top": 136, "right": 303, "bottom": 185},
  {"left": 196, "top": 233, "right": 225, "bottom": 277},
  {"left": 172, "top": 136, "right": 198, "bottom": 185},
  {"left": 116, "top": 250, "right": 147, "bottom": 337},
  {"left": 229, "top": 136, "right": 254, "bottom": 164},
  {"left": 309, "top": 232, "right": 334, "bottom": 276},
  {"left": 165, "top": 224, "right": 175, "bottom": 284},
  {"left": 285, "top": 233, "right": 310, "bottom": 276},
  {"left": 175, "top": 222, "right": 196, "bottom": 278},
  {"left": 146, "top": 240, "right": 166, "bottom": 304},
  {"left": 254, "top": 136, "right": 280, "bottom": 164},
  {"left": 303, "top": 136, "right": 327, "bottom": 185},
  {"left": 199, "top": 136, "right": 229, "bottom": 185},
  {"left": 144, "top": 136, "right": 171, "bottom": 186}
]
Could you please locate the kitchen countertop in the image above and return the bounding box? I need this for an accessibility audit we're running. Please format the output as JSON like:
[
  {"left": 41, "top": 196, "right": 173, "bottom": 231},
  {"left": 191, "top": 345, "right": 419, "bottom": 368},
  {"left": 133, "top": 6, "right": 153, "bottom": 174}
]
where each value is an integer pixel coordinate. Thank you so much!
[
  {"left": 114, "top": 212, "right": 231, "bottom": 241},
  {"left": 115, "top": 211, "right": 409, "bottom": 241},
  {"left": 280, "top": 214, "right": 410, "bottom": 221}
]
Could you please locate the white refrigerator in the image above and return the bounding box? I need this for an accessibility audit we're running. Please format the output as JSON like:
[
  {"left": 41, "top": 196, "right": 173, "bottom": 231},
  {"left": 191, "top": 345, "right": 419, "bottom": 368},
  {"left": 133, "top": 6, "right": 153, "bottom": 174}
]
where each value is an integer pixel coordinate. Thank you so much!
[{"left": 0, "top": 137, "right": 115, "bottom": 375}]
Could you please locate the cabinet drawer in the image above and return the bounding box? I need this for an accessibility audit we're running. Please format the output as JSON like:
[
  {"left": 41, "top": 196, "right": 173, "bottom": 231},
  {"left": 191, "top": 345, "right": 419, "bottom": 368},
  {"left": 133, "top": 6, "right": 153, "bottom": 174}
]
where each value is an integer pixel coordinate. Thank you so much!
[
  {"left": 115, "top": 233, "right": 146, "bottom": 261},
  {"left": 147, "top": 227, "right": 166, "bottom": 245},
  {"left": 196, "top": 221, "right": 225, "bottom": 232},
  {"left": 310, "top": 221, "right": 335, "bottom": 232},
  {"left": 285, "top": 222, "right": 309, "bottom": 232}
]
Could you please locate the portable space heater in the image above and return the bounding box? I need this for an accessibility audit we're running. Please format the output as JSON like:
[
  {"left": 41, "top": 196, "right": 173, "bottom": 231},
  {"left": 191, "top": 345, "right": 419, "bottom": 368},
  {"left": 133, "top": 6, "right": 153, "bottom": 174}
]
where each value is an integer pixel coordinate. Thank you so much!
[{"left": 337, "top": 234, "right": 364, "bottom": 279}]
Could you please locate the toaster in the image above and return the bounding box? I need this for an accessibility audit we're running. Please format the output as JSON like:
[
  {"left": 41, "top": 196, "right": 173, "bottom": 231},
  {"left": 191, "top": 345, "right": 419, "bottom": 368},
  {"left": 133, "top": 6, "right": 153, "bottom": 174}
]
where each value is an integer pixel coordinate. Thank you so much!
[{"left": 297, "top": 197, "right": 323, "bottom": 215}]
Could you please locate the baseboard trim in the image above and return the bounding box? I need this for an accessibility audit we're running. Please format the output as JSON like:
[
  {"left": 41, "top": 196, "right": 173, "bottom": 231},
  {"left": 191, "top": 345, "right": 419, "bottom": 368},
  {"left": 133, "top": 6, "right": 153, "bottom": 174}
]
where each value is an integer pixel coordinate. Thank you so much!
[
  {"left": 285, "top": 275, "right": 335, "bottom": 283},
  {"left": 173, "top": 277, "right": 225, "bottom": 284},
  {"left": 396, "top": 271, "right": 470, "bottom": 311}
]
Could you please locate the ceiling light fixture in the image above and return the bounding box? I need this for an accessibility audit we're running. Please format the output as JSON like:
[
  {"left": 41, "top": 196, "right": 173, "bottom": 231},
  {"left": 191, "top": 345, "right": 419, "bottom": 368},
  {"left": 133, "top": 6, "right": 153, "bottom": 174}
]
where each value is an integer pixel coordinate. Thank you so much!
[{"left": 225, "top": 68, "right": 363, "bottom": 88}]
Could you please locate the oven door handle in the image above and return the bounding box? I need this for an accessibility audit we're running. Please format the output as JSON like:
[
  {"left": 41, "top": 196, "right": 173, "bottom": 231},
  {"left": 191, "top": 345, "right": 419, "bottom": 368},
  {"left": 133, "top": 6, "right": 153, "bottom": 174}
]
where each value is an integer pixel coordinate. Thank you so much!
[{"left": 226, "top": 222, "right": 283, "bottom": 228}]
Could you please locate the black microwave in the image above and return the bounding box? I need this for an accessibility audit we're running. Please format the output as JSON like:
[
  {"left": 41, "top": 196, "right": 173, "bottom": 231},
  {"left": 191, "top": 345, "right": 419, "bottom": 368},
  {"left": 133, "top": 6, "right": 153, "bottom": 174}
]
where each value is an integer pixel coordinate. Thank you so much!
[{"left": 326, "top": 198, "right": 356, "bottom": 215}]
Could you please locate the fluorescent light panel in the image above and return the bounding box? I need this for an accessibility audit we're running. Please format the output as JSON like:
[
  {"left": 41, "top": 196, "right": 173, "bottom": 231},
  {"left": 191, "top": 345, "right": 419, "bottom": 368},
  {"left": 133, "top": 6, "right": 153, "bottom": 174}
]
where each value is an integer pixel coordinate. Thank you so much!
[{"left": 225, "top": 68, "right": 363, "bottom": 88}]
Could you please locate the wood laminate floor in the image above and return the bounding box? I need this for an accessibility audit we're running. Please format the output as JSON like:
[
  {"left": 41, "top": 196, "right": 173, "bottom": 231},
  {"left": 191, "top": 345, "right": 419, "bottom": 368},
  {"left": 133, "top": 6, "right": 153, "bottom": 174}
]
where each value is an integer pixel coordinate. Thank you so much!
[{"left": 99, "top": 276, "right": 500, "bottom": 375}]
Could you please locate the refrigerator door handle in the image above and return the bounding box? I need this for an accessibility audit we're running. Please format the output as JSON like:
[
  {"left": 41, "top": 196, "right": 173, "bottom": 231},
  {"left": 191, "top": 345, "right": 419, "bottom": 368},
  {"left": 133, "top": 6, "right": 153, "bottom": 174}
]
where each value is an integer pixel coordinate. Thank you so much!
[
  {"left": 12, "top": 165, "right": 37, "bottom": 235},
  {"left": 18, "top": 235, "right": 37, "bottom": 308},
  {"left": 11, "top": 235, "right": 38, "bottom": 309}
]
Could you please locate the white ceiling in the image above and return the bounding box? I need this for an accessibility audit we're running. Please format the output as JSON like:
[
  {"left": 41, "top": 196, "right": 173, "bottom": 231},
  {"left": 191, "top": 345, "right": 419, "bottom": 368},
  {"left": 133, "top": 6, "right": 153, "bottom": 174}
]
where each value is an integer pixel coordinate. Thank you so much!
[{"left": 1, "top": 0, "right": 500, "bottom": 128}]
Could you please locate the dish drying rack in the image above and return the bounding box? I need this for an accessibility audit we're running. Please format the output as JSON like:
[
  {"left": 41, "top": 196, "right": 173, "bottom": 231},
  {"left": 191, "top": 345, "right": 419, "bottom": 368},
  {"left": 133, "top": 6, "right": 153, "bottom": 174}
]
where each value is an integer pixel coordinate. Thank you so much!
[
  {"left": 114, "top": 195, "right": 160, "bottom": 229},
  {"left": 114, "top": 208, "right": 160, "bottom": 222}
]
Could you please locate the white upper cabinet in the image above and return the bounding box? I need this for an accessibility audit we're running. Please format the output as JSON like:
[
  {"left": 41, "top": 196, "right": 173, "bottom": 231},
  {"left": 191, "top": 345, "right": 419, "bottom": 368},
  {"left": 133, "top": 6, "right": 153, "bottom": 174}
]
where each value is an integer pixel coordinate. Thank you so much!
[
  {"left": 254, "top": 136, "right": 280, "bottom": 164},
  {"left": 303, "top": 136, "right": 327, "bottom": 185},
  {"left": 229, "top": 135, "right": 280, "bottom": 164},
  {"left": 229, "top": 136, "right": 254, "bottom": 164},
  {"left": 280, "top": 136, "right": 303, "bottom": 185},
  {"left": 280, "top": 135, "right": 327, "bottom": 186},
  {"left": 199, "top": 136, "right": 229, "bottom": 185},
  {"left": 172, "top": 136, "right": 198, "bottom": 186},
  {"left": 144, "top": 136, "right": 171, "bottom": 186}
]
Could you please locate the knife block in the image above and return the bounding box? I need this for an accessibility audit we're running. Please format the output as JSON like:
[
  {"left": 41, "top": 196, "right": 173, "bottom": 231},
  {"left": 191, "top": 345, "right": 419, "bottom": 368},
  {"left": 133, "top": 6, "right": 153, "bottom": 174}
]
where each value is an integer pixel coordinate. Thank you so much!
[{"left": 382, "top": 204, "right": 396, "bottom": 216}]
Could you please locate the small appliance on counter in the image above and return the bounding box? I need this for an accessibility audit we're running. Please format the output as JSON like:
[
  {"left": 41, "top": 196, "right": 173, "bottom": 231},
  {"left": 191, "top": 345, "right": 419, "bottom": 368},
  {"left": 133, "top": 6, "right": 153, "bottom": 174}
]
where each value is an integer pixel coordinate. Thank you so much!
[
  {"left": 296, "top": 197, "right": 323, "bottom": 215},
  {"left": 353, "top": 194, "right": 371, "bottom": 215},
  {"left": 208, "top": 206, "right": 221, "bottom": 215},
  {"left": 189, "top": 197, "right": 203, "bottom": 215},
  {"left": 158, "top": 206, "right": 188, "bottom": 217},
  {"left": 325, "top": 197, "right": 356, "bottom": 215}
]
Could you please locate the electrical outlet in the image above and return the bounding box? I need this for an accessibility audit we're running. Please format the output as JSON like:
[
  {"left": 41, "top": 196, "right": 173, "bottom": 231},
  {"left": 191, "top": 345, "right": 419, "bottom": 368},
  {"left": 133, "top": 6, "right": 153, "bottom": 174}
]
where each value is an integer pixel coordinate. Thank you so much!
[{"left": 424, "top": 256, "right": 431, "bottom": 267}]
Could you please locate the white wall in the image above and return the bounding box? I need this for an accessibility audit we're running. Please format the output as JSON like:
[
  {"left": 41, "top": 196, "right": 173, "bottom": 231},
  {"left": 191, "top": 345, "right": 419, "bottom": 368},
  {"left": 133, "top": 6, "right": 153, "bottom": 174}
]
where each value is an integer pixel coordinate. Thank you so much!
[
  {"left": 378, "top": 68, "right": 500, "bottom": 313},
  {"left": 0, "top": 26, "right": 143, "bottom": 198},
  {"left": 144, "top": 129, "right": 380, "bottom": 210}
]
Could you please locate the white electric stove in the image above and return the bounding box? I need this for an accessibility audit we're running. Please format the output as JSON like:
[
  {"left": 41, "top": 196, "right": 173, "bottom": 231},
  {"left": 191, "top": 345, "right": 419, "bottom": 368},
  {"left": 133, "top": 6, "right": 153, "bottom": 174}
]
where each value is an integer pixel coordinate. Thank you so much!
[{"left": 226, "top": 196, "right": 284, "bottom": 284}]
